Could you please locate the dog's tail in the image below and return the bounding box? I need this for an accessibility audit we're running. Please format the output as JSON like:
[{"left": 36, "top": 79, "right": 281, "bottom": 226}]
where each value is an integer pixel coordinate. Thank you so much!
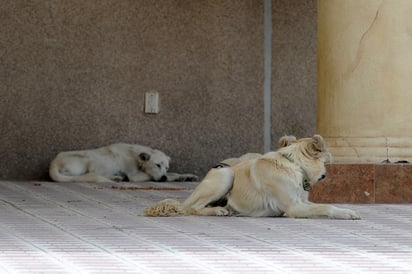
[
  {"left": 49, "top": 158, "right": 73, "bottom": 182},
  {"left": 144, "top": 199, "right": 185, "bottom": 217}
]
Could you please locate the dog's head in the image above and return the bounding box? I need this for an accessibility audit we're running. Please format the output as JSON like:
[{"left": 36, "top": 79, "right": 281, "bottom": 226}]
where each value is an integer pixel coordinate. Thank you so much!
[
  {"left": 139, "top": 150, "right": 170, "bottom": 182},
  {"left": 278, "top": 134, "right": 331, "bottom": 183}
]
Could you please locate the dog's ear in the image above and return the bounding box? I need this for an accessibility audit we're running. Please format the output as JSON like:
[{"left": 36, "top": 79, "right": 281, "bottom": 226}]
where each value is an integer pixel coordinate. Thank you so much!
[
  {"left": 307, "top": 135, "right": 326, "bottom": 157},
  {"left": 312, "top": 135, "right": 326, "bottom": 151},
  {"left": 278, "top": 135, "right": 297, "bottom": 148},
  {"left": 139, "top": 152, "right": 151, "bottom": 161}
]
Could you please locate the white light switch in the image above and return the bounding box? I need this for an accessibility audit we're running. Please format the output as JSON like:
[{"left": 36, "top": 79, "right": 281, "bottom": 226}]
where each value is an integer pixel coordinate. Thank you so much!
[{"left": 145, "top": 90, "right": 159, "bottom": 114}]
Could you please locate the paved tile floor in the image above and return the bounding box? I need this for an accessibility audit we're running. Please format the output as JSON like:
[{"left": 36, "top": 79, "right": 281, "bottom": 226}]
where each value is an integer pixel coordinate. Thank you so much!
[{"left": 0, "top": 180, "right": 411, "bottom": 274}]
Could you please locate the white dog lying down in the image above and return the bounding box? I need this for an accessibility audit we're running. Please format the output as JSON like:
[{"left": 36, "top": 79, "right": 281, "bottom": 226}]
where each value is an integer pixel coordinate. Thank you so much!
[
  {"left": 144, "top": 135, "right": 360, "bottom": 219},
  {"left": 49, "top": 143, "right": 198, "bottom": 183}
]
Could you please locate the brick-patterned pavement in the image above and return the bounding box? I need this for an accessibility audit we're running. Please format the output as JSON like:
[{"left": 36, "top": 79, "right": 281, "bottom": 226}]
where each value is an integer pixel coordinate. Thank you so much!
[{"left": 0, "top": 181, "right": 411, "bottom": 273}]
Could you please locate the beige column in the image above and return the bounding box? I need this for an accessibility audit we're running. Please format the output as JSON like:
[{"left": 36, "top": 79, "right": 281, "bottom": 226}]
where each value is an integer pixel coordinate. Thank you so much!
[{"left": 318, "top": 0, "right": 412, "bottom": 163}]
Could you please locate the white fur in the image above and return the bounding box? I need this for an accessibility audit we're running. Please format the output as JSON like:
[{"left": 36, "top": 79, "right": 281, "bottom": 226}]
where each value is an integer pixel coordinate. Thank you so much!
[{"left": 49, "top": 143, "right": 198, "bottom": 183}]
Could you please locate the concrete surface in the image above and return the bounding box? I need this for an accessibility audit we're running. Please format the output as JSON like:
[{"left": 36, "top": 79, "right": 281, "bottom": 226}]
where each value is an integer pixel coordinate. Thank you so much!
[{"left": 0, "top": 180, "right": 411, "bottom": 273}]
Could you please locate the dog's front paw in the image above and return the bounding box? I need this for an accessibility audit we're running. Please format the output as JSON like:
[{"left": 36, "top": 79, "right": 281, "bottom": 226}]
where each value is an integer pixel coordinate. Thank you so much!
[
  {"left": 167, "top": 173, "right": 199, "bottom": 182},
  {"left": 179, "top": 174, "right": 199, "bottom": 182},
  {"left": 110, "top": 172, "right": 127, "bottom": 182},
  {"left": 333, "top": 208, "right": 361, "bottom": 220}
]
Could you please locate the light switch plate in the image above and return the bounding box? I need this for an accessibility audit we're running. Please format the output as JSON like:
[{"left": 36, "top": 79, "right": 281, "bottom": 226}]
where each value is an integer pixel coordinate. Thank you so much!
[{"left": 145, "top": 90, "right": 159, "bottom": 114}]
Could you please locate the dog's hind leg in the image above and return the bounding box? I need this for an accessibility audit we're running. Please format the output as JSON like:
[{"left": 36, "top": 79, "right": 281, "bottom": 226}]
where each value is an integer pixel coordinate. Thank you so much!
[
  {"left": 182, "top": 166, "right": 234, "bottom": 215},
  {"left": 190, "top": 206, "right": 233, "bottom": 216},
  {"left": 68, "top": 173, "right": 116, "bottom": 183}
]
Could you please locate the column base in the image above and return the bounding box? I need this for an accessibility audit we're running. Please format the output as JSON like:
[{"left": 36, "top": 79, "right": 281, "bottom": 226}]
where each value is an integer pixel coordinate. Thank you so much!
[
  {"left": 324, "top": 137, "right": 412, "bottom": 163},
  {"left": 310, "top": 163, "right": 412, "bottom": 203}
]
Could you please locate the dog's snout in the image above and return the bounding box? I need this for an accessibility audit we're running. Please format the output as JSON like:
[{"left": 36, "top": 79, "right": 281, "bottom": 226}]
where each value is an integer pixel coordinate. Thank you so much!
[
  {"left": 320, "top": 174, "right": 326, "bottom": 180},
  {"left": 157, "top": 175, "right": 168, "bottom": 182}
]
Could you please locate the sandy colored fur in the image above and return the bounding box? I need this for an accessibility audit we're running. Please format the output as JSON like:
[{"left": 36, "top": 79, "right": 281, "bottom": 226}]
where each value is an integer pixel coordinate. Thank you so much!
[{"left": 144, "top": 135, "right": 360, "bottom": 220}]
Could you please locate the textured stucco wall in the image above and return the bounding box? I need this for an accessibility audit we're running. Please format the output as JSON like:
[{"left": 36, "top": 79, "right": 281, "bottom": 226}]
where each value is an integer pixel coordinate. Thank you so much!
[
  {"left": 0, "top": 0, "right": 316, "bottom": 180},
  {"left": 272, "top": 0, "right": 317, "bottom": 138}
]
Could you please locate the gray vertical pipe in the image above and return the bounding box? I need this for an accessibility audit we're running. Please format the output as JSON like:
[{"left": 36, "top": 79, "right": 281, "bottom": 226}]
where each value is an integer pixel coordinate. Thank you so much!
[{"left": 263, "top": 0, "right": 272, "bottom": 152}]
